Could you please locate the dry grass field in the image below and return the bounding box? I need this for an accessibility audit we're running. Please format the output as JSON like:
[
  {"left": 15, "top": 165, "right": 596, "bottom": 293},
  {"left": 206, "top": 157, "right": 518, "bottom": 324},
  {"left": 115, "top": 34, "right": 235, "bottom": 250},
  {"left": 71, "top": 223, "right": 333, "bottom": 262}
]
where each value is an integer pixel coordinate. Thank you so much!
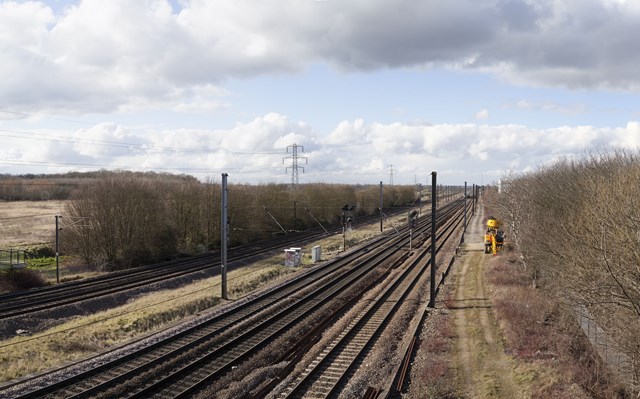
[{"left": 0, "top": 201, "right": 65, "bottom": 248}]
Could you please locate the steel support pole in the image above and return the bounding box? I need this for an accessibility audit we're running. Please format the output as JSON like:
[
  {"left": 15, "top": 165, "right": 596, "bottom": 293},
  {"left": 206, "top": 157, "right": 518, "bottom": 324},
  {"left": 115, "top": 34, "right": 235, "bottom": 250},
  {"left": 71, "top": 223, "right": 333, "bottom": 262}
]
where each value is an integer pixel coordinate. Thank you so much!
[
  {"left": 429, "top": 171, "right": 437, "bottom": 308},
  {"left": 55, "top": 215, "right": 60, "bottom": 284},
  {"left": 379, "top": 181, "right": 383, "bottom": 232},
  {"left": 472, "top": 184, "right": 476, "bottom": 215},
  {"left": 341, "top": 209, "right": 347, "bottom": 252},
  {"left": 464, "top": 181, "right": 467, "bottom": 234},
  {"left": 221, "top": 173, "right": 228, "bottom": 300},
  {"left": 293, "top": 200, "right": 297, "bottom": 231}
]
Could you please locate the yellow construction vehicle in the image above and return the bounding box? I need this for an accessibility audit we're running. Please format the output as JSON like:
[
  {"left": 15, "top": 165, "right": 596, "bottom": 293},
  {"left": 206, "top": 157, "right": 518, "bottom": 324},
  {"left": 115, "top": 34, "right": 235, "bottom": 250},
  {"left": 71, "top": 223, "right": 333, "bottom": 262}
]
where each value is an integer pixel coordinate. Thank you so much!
[{"left": 484, "top": 217, "right": 505, "bottom": 255}]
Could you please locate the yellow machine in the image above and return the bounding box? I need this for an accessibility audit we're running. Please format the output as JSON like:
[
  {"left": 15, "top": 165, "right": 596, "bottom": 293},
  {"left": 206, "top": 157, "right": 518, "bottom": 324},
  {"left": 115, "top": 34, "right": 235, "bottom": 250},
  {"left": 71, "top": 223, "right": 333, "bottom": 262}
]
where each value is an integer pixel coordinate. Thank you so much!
[{"left": 484, "top": 217, "right": 505, "bottom": 255}]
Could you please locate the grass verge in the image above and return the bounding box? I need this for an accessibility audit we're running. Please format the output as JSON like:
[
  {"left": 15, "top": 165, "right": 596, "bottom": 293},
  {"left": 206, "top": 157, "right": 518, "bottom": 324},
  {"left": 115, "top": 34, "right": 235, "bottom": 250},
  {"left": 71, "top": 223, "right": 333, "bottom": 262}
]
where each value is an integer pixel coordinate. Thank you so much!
[{"left": 488, "top": 252, "right": 629, "bottom": 398}]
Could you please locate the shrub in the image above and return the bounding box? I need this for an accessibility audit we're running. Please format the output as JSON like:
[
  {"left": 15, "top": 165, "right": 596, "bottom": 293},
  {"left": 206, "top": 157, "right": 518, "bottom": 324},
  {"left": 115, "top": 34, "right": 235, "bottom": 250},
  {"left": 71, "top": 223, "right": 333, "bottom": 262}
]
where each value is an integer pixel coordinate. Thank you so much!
[
  {"left": 1, "top": 269, "right": 48, "bottom": 291},
  {"left": 25, "top": 246, "right": 55, "bottom": 259},
  {"left": 487, "top": 261, "right": 530, "bottom": 287}
]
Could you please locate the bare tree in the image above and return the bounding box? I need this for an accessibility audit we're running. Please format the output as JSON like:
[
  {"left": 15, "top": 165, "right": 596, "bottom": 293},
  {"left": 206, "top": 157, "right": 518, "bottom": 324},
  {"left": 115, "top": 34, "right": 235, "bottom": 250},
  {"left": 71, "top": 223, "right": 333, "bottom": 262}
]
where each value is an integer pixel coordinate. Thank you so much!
[{"left": 492, "top": 151, "right": 640, "bottom": 374}]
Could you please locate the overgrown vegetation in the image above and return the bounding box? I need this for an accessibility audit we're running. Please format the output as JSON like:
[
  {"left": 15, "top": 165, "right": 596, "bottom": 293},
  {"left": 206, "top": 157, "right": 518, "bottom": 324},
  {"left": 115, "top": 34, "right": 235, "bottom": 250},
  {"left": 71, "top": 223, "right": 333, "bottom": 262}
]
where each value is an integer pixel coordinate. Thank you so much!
[
  {"left": 488, "top": 252, "right": 628, "bottom": 398},
  {"left": 0, "top": 269, "right": 48, "bottom": 291},
  {"left": 418, "top": 306, "right": 457, "bottom": 398},
  {"left": 488, "top": 150, "right": 640, "bottom": 393}
]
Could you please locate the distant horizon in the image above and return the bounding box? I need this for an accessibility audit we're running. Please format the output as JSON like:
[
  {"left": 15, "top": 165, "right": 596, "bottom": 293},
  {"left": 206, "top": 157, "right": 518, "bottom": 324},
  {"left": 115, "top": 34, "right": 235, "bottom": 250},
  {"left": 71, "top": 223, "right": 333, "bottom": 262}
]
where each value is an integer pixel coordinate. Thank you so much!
[{"left": 0, "top": 169, "right": 486, "bottom": 188}]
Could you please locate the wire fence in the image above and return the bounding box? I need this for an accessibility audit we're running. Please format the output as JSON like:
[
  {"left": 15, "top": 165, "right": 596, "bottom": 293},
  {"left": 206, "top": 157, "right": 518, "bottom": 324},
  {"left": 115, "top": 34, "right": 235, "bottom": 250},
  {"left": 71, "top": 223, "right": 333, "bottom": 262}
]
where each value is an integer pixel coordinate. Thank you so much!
[
  {"left": 0, "top": 249, "right": 27, "bottom": 268},
  {"left": 575, "top": 305, "right": 640, "bottom": 395}
]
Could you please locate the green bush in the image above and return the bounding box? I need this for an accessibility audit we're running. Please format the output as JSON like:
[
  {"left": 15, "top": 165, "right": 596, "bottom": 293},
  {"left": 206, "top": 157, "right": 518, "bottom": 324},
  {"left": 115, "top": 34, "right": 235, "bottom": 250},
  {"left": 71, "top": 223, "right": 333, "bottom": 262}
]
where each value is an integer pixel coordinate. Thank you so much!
[{"left": 27, "top": 257, "right": 56, "bottom": 269}]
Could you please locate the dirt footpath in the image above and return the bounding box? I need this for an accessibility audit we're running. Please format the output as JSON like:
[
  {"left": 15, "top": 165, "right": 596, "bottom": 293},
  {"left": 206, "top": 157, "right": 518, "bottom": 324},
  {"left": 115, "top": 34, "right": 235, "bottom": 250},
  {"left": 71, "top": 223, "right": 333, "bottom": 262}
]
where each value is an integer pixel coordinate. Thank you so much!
[
  {"left": 451, "top": 208, "right": 527, "bottom": 398},
  {"left": 407, "top": 201, "right": 619, "bottom": 398}
]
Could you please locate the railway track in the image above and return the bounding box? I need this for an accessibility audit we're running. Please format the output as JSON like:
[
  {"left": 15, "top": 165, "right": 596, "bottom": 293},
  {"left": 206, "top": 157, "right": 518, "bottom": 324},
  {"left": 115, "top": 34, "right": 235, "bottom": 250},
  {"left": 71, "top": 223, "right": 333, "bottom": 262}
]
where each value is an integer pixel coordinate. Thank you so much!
[
  {"left": 2, "top": 199, "right": 464, "bottom": 399},
  {"left": 277, "top": 202, "right": 464, "bottom": 398},
  {"left": 0, "top": 210, "right": 403, "bottom": 322},
  {"left": 3, "top": 234, "right": 391, "bottom": 398}
]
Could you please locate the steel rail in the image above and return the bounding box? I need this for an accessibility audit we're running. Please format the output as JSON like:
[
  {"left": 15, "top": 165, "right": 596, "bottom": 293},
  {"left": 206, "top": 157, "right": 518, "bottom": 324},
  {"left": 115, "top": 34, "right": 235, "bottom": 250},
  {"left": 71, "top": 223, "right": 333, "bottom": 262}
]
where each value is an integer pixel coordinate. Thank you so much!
[
  {"left": 381, "top": 198, "right": 472, "bottom": 398},
  {"left": 126, "top": 202, "right": 464, "bottom": 399},
  {"left": 279, "top": 204, "right": 463, "bottom": 398}
]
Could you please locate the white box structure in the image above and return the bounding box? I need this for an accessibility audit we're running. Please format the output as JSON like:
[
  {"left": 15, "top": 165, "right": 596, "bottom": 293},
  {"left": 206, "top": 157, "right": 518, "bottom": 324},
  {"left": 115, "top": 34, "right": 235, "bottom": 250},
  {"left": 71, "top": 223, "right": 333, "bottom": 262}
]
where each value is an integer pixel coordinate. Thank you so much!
[
  {"left": 284, "top": 247, "right": 302, "bottom": 267},
  {"left": 284, "top": 249, "right": 297, "bottom": 267},
  {"left": 311, "top": 246, "right": 321, "bottom": 263}
]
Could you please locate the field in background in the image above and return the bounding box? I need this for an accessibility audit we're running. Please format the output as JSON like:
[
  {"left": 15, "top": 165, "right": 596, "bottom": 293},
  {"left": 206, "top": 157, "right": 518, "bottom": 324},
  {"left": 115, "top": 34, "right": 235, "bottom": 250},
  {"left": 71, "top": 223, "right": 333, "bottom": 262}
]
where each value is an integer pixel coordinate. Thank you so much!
[{"left": 0, "top": 201, "right": 65, "bottom": 248}]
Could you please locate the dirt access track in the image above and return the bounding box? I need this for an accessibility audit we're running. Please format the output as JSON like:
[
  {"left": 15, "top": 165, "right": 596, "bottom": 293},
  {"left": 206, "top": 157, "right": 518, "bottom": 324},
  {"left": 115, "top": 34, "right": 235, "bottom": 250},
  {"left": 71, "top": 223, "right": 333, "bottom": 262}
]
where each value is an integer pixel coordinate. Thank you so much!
[{"left": 451, "top": 208, "right": 529, "bottom": 398}]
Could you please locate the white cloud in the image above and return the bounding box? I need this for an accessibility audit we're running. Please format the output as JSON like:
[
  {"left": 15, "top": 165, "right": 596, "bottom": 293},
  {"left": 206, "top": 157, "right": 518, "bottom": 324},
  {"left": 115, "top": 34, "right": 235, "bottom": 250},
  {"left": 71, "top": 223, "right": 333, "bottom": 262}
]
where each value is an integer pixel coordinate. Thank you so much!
[
  {"left": 3, "top": 113, "right": 640, "bottom": 184},
  {"left": 326, "top": 119, "right": 368, "bottom": 146},
  {"left": 1, "top": 0, "right": 640, "bottom": 114},
  {"left": 475, "top": 109, "right": 489, "bottom": 120}
]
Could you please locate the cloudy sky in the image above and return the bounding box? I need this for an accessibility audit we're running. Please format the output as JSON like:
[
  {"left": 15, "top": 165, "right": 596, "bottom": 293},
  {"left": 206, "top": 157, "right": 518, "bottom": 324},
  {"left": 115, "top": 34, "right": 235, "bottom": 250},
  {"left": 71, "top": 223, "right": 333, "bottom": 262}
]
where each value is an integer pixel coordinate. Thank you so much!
[{"left": 1, "top": 0, "right": 640, "bottom": 185}]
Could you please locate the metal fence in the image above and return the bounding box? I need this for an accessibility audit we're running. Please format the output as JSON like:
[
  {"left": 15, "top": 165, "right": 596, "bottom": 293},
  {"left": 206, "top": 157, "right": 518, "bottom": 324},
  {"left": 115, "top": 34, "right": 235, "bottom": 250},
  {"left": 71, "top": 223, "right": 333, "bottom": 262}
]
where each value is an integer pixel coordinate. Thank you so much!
[
  {"left": 0, "top": 249, "right": 27, "bottom": 268},
  {"left": 575, "top": 305, "right": 640, "bottom": 395}
]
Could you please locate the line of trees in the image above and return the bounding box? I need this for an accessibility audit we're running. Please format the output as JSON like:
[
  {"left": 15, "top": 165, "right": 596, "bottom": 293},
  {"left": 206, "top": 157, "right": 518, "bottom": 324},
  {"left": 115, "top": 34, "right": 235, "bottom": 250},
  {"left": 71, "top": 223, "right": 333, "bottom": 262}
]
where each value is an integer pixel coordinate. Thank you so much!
[
  {"left": 58, "top": 172, "right": 417, "bottom": 270},
  {"left": 0, "top": 170, "right": 198, "bottom": 201},
  {"left": 489, "top": 150, "right": 640, "bottom": 374}
]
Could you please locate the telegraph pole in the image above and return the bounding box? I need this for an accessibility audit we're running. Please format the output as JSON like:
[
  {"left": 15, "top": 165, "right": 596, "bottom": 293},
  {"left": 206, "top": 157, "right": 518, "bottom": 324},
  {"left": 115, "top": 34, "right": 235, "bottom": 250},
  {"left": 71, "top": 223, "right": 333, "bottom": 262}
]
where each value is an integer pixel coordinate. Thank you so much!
[
  {"left": 221, "top": 173, "right": 228, "bottom": 300},
  {"left": 283, "top": 144, "right": 307, "bottom": 188}
]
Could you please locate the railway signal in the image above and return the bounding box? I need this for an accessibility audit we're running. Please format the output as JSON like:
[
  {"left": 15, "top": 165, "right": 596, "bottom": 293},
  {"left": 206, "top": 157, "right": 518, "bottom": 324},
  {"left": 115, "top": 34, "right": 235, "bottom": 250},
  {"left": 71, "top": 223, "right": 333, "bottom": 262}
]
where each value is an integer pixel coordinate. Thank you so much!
[{"left": 341, "top": 205, "right": 356, "bottom": 252}]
